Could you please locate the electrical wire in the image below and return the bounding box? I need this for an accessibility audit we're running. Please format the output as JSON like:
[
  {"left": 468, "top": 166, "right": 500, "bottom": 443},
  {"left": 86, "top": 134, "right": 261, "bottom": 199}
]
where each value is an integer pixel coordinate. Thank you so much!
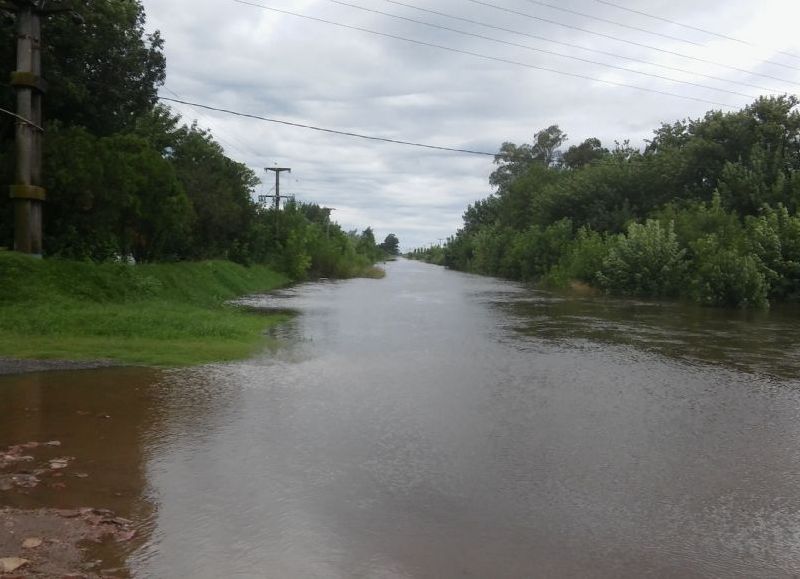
[
  {"left": 328, "top": 0, "right": 757, "bottom": 99},
  {"left": 160, "top": 98, "right": 661, "bottom": 169},
  {"left": 0, "top": 106, "right": 44, "bottom": 131},
  {"left": 232, "top": 0, "right": 738, "bottom": 109},
  {"left": 595, "top": 0, "right": 800, "bottom": 63},
  {"left": 522, "top": 0, "right": 702, "bottom": 46},
  {"left": 522, "top": 0, "right": 800, "bottom": 72},
  {"left": 162, "top": 86, "right": 257, "bottom": 161},
  {"left": 158, "top": 96, "right": 498, "bottom": 156},
  {"left": 463, "top": 0, "right": 800, "bottom": 86},
  {"left": 380, "top": 0, "right": 782, "bottom": 94}
]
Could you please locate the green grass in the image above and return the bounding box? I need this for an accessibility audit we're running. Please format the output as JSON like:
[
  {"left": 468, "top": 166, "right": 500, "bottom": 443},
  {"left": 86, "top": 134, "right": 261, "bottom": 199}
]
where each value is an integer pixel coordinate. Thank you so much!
[
  {"left": 360, "top": 265, "right": 386, "bottom": 279},
  {"left": 0, "top": 252, "right": 291, "bottom": 366}
]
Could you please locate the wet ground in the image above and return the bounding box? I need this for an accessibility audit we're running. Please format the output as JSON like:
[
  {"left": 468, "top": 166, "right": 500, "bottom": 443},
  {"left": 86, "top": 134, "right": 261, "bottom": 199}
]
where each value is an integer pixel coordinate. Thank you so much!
[
  {"left": 0, "top": 357, "right": 115, "bottom": 376},
  {"left": 2, "top": 259, "right": 800, "bottom": 577}
]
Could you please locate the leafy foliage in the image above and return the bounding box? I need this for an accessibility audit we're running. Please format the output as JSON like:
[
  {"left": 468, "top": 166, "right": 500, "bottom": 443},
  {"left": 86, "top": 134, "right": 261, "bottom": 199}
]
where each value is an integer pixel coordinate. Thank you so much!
[
  {"left": 0, "top": 0, "right": 166, "bottom": 136},
  {"left": 597, "top": 221, "right": 687, "bottom": 298},
  {"left": 379, "top": 233, "right": 400, "bottom": 256},
  {"left": 690, "top": 234, "right": 769, "bottom": 308},
  {"left": 0, "top": 3, "right": 383, "bottom": 280},
  {"left": 411, "top": 96, "right": 800, "bottom": 308}
]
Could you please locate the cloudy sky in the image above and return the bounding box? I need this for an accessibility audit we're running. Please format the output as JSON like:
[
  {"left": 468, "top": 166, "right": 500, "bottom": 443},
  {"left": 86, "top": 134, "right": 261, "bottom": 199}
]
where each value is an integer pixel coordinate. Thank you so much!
[{"left": 140, "top": 0, "right": 800, "bottom": 250}]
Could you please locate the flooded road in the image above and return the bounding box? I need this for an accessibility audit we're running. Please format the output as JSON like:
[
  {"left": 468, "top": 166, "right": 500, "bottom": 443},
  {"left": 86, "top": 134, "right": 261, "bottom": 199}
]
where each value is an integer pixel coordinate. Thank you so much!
[{"left": 2, "top": 258, "right": 800, "bottom": 577}]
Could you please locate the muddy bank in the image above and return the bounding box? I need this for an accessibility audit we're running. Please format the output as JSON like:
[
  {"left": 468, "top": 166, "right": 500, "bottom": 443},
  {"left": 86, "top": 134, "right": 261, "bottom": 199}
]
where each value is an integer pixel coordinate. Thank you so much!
[
  {"left": 1, "top": 507, "right": 134, "bottom": 577},
  {"left": 0, "top": 358, "right": 116, "bottom": 376},
  {"left": 1, "top": 441, "right": 137, "bottom": 577}
]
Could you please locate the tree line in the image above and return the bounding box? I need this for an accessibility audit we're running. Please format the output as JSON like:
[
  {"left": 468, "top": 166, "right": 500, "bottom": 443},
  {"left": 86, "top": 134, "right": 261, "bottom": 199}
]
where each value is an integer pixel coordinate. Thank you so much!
[
  {"left": 410, "top": 96, "right": 800, "bottom": 308},
  {"left": 0, "top": 0, "right": 397, "bottom": 278}
]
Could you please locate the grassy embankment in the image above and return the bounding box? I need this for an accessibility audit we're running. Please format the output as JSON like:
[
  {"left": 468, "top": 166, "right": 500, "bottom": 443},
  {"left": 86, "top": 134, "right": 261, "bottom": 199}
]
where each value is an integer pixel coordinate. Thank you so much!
[{"left": 0, "top": 252, "right": 292, "bottom": 366}]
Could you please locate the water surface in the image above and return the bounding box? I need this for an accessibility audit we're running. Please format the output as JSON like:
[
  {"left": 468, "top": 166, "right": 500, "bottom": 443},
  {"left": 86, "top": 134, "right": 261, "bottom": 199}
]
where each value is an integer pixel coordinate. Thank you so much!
[{"left": 2, "top": 259, "right": 800, "bottom": 577}]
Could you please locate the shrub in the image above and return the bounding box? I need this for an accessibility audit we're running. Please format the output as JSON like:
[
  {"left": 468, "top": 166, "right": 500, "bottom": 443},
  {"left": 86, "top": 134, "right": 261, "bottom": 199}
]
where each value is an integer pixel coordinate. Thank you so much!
[
  {"left": 689, "top": 234, "right": 769, "bottom": 308},
  {"left": 544, "top": 227, "right": 614, "bottom": 287},
  {"left": 744, "top": 206, "right": 800, "bottom": 300},
  {"left": 512, "top": 219, "right": 574, "bottom": 281},
  {"left": 472, "top": 226, "right": 517, "bottom": 277},
  {"left": 597, "top": 220, "right": 687, "bottom": 297}
]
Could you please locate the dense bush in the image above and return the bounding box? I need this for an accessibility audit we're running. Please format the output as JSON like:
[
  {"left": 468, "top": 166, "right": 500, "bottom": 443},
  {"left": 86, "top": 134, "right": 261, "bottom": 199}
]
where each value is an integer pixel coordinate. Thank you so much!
[
  {"left": 409, "top": 96, "right": 800, "bottom": 308},
  {"left": 543, "top": 227, "right": 614, "bottom": 287},
  {"left": 597, "top": 221, "right": 687, "bottom": 298},
  {"left": 512, "top": 219, "right": 574, "bottom": 281},
  {"left": 690, "top": 235, "right": 769, "bottom": 308}
]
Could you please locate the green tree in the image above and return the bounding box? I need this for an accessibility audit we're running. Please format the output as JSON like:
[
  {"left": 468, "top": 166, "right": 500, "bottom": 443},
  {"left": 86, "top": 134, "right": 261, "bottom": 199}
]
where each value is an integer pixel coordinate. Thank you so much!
[
  {"left": 490, "top": 125, "right": 567, "bottom": 189},
  {"left": 169, "top": 123, "right": 259, "bottom": 260},
  {"left": 563, "top": 137, "right": 608, "bottom": 169},
  {"left": 379, "top": 233, "right": 400, "bottom": 255},
  {"left": 42, "top": 124, "right": 191, "bottom": 261},
  {"left": 690, "top": 234, "right": 769, "bottom": 308},
  {"left": 0, "top": 0, "right": 166, "bottom": 136},
  {"left": 597, "top": 220, "right": 687, "bottom": 298}
]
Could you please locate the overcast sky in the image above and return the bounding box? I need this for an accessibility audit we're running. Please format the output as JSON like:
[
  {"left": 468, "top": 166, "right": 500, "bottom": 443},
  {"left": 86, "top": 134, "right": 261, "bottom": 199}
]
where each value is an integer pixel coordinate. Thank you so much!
[{"left": 140, "top": 0, "right": 800, "bottom": 250}]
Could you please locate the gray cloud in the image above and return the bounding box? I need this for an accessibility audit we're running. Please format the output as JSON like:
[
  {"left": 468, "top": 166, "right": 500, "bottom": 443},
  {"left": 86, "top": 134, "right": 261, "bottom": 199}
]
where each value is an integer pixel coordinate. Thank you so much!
[{"left": 142, "top": 0, "right": 800, "bottom": 250}]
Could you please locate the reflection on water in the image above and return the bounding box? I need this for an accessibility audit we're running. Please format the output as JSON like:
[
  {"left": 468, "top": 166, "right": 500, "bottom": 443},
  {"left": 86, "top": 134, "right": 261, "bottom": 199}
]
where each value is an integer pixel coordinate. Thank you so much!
[
  {"left": 2, "top": 259, "right": 800, "bottom": 577},
  {"left": 497, "top": 291, "right": 800, "bottom": 380},
  {"left": 0, "top": 368, "right": 164, "bottom": 568}
]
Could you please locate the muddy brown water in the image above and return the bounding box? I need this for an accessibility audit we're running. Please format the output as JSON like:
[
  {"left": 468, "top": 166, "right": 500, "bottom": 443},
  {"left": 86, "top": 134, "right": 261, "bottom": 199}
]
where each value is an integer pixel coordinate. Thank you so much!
[{"left": 2, "top": 258, "right": 800, "bottom": 577}]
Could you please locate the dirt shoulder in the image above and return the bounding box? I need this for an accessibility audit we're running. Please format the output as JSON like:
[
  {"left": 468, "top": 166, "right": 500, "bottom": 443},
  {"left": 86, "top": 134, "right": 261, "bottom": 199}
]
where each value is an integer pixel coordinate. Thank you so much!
[
  {"left": 1, "top": 443, "right": 136, "bottom": 577},
  {"left": 0, "top": 358, "right": 116, "bottom": 376},
  {"left": 1, "top": 507, "right": 133, "bottom": 577}
]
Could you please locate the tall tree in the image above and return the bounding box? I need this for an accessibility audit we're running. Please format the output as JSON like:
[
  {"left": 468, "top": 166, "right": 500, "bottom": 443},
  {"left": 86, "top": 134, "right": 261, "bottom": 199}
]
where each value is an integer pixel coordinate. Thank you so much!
[
  {"left": 563, "top": 138, "right": 608, "bottom": 169},
  {"left": 0, "top": 0, "right": 166, "bottom": 136},
  {"left": 380, "top": 233, "right": 400, "bottom": 255},
  {"left": 491, "top": 125, "right": 567, "bottom": 189},
  {"left": 170, "top": 123, "right": 259, "bottom": 259}
]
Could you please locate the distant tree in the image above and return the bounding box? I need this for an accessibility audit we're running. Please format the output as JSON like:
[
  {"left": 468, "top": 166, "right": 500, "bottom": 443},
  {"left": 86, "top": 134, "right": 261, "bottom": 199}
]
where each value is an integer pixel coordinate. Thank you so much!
[
  {"left": 532, "top": 125, "right": 568, "bottom": 167},
  {"left": 462, "top": 196, "right": 500, "bottom": 234},
  {"left": 380, "top": 233, "right": 400, "bottom": 255},
  {"left": 490, "top": 141, "right": 535, "bottom": 190},
  {"left": 490, "top": 125, "right": 567, "bottom": 189},
  {"left": 563, "top": 137, "right": 609, "bottom": 169}
]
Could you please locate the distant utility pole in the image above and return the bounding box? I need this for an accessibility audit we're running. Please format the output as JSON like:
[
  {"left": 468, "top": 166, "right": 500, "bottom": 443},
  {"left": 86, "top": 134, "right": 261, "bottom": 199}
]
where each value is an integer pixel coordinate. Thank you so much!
[
  {"left": 1, "top": 0, "right": 81, "bottom": 255},
  {"left": 263, "top": 167, "right": 291, "bottom": 210},
  {"left": 260, "top": 167, "right": 291, "bottom": 237}
]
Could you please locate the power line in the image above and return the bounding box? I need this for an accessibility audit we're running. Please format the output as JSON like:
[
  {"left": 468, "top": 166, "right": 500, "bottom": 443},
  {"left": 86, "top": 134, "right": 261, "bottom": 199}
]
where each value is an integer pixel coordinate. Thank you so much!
[
  {"left": 0, "top": 106, "right": 44, "bottom": 132},
  {"left": 522, "top": 0, "right": 800, "bottom": 72},
  {"left": 594, "top": 0, "right": 800, "bottom": 63},
  {"left": 159, "top": 97, "right": 728, "bottom": 170},
  {"left": 463, "top": 0, "right": 800, "bottom": 87},
  {"left": 158, "top": 96, "right": 498, "bottom": 156},
  {"left": 327, "top": 0, "right": 756, "bottom": 99},
  {"left": 380, "top": 0, "right": 781, "bottom": 94},
  {"left": 233, "top": 0, "right": 738, "bottom": 108},
  {"left": 522, "top": 0, "right": 700, "bottom": 46},
  {"left": 161, "top": 86, "right": 257, "bottom": 161},
  {"left": 164, "top": 97, "right": 250, "bottom": 159}
]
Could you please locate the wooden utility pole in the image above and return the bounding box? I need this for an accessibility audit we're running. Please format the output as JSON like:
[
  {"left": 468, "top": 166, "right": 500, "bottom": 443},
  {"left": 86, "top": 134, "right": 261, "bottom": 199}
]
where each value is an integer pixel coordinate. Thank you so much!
[
  {"left": 10, "top": 1, "right": 44, "bottom": 254},
  {"left": 3, "top": 1, "right": 81, "bottom": 255}
]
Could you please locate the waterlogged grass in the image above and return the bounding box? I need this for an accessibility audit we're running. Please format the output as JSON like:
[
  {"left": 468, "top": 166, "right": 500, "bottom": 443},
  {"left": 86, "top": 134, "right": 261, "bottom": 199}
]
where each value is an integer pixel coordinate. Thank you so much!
[
  {"left": 0, "top": 252, "right": 291, "bottom": 366},
  {"left": 361, "top": 265, "right": 386, "bottom": 279}
]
